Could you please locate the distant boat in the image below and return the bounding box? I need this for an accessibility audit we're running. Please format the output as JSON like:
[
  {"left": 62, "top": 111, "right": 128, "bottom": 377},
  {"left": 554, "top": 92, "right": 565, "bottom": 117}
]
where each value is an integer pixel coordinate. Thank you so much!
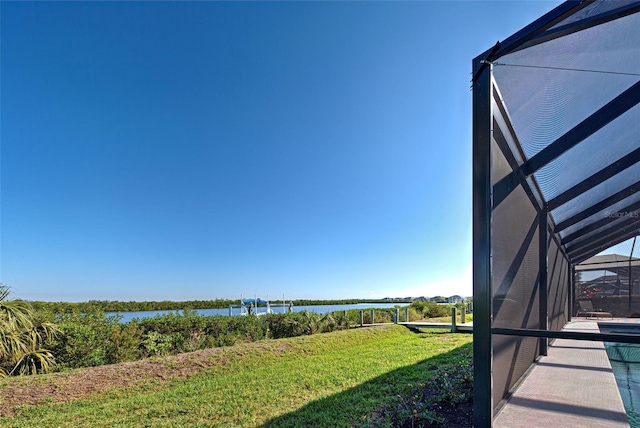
[
  {"left": 242, "top": 298, "right": 269, "bottom": 305},
  {"left": 229, "top": 295, "right": 293, "bottom": 316}
]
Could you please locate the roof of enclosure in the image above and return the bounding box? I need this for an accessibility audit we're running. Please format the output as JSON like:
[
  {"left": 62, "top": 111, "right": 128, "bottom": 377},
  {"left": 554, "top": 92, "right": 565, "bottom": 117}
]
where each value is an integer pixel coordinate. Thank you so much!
[
  {"left": 576, "top": 253, "right": 640, "bottom": 278},
  {"left": 474, "top": 0, "right": 640, "bottom": 264}
]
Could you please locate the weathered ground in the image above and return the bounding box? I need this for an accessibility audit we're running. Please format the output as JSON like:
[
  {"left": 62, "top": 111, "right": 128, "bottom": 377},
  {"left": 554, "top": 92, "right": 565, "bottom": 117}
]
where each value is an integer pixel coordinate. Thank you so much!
[{"left": 0, "top": 346, "right": 227, "bottom": 417}]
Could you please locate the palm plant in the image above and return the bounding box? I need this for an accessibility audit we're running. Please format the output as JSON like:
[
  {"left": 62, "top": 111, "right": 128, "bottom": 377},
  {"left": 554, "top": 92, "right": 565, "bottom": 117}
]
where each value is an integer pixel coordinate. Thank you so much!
[{"left": 0, "top": 284, "right": 58, "bottom": 376}]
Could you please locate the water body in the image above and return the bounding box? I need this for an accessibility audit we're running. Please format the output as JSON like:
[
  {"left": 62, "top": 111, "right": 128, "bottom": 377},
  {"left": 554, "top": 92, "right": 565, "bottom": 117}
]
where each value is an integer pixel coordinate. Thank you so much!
[{"left": 108, "top": 303, "right": 405, "bottom": 323}]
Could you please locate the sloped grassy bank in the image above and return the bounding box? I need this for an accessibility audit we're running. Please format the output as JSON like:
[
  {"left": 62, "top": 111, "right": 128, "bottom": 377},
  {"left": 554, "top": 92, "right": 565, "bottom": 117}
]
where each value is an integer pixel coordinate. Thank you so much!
[{"left": 0, "top": 325, "right": 472, "bottom": 428}]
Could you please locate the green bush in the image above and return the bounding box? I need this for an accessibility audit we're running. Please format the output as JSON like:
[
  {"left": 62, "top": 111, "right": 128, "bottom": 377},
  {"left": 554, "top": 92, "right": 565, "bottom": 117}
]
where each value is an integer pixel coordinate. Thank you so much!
[
  {"left": 410, "top": 301, "right": 450, "bottom": 319},
  {"left": 136, "top": 311, "right": 267, "bottom": 351},
  {"left": 406, "top": 307, "right": 422, "bottom": 321},
  {"left": 108, "top": 322, "right": 143, "bottom": 362},
  {"left": 142, "top": 331, "right": 174, "bottom": 357},
  {"left": 264, "top": 313, "right": 301, "bottom": 339},
  {"left": 51, "top": 321, "right": 109, "bottom": 368},
  {"left": 226, "top": 315, "right": 267, "bottom": 342},
  {"left": 44, "top": 311, "right": 142, "bottom": 369}
]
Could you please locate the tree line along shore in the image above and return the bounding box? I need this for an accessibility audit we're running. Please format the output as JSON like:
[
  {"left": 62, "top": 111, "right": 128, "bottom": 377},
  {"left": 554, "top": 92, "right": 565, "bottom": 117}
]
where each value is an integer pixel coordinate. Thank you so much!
[{"left": 28, "top": 298, "right": 415, "bottom": 314}]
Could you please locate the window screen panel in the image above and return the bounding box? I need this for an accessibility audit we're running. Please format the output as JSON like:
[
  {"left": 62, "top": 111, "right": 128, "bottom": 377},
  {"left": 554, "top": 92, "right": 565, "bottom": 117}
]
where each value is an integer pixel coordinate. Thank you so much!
[
  {"left": 551, "top": 161, "right": 640, "bottom": 225},
  {"left": 534, "top": 103, "right": 640, "bottom": 201},
  {"left": 493, "top": 12, "right": 640, "bottom": 160}
]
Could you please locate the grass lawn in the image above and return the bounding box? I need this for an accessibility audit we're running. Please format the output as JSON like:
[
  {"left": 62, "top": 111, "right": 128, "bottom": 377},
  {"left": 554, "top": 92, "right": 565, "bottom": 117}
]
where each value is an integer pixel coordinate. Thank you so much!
[{"left": 1, "top": 325, "right": 472, "bottom": 427}]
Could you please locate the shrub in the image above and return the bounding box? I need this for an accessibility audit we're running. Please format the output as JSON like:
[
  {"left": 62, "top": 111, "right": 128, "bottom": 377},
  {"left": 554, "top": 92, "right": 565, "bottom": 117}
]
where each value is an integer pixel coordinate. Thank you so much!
[
  {"left": 45, "top": 311, "right": 143, "bottom": 368},
  {"left": 108, "top": 322, "right": 143, "bottom": 362},
  {"left": 142, "top": 331, "right": 174, "bottom": 357},
  {"left": 51, "top": 322, "right": 109, "bottom": 368},
  {"left": 406, "top": 307, "right": 422, "bottom": 322},
  {"left": 50, "top": 313, "right": 105, "bottom": 368},
  {"left": 264, "top": 313, "right": 300, "bottom": 339},
  {"left": 410, "top": 301, "right": 450, "bottom": 319}
]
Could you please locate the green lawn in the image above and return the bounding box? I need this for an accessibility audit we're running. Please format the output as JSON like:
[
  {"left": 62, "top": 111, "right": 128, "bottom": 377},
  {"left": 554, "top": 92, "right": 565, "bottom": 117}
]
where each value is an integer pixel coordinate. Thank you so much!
[{"left": 1, "top": 325, "right": 472, "bottom": 428}]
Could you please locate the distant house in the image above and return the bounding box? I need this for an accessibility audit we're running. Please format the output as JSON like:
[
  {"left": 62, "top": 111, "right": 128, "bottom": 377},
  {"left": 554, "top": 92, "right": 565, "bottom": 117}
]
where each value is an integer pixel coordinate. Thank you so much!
[
  {"left": 449, "top": 295, "right": 464, "bottom": 304},
  {"left": 579, "top": 274, "right": 627, "bottom": 297},
  {"left": 576, "top": 254, "right": 640, "bottom": 297}
]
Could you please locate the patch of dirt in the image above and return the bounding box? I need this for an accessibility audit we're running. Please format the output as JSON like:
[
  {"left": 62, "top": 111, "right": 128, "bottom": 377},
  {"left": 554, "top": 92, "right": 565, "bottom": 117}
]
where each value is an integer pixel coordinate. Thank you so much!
[
  {"left": 414, "top": 401, "right": 473, "bottom": 428},
  {"left": 0, "top": 341, "right": 288, "bottom": 417}
]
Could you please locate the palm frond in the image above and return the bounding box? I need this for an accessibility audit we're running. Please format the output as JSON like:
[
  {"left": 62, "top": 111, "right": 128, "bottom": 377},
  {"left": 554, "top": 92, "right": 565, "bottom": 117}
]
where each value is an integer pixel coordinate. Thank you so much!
[
  {"left": 0, "top": 300, "right": 35, "bottom": 330},
  {"left": 0, "top": 286, "right": 10, "bottom": 302},
  {"left": 0, "top": 283, "right": 58, "bottom": 376},
  {"left": 0, "top": 330, "right": 30, "bottom": 361},
  {"left": 10, "top": 349, "right": 57, "bottom": 375}
]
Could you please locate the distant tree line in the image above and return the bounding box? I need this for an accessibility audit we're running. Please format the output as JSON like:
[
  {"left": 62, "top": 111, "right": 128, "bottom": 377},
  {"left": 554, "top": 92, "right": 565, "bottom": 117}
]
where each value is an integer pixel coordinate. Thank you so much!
[
  {"left": 29, "top": 299, "right": 237, "bottom": 314},
  {"left": 29, "top": 298, "right": 413, "bottom": 314}
]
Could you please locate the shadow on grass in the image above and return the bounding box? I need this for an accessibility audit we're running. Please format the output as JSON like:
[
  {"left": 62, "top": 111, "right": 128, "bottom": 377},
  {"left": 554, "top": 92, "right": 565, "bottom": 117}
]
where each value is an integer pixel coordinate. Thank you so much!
[{"left": 260, "top": 340, "right": 473, "bottom": 428}]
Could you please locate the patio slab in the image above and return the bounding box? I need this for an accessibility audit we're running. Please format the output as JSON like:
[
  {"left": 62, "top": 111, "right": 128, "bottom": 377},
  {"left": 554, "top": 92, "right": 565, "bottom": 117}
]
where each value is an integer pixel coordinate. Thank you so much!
[{"left": 494, "top": 319, "right": 631, "bottom": 428}]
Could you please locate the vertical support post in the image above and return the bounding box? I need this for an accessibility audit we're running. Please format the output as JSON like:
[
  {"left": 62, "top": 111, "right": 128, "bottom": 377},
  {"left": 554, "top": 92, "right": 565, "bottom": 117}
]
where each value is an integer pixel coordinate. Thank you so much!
[
  {"left": 360, "top": 310, "right": 364, "bottom": 327},
  {"left": 472, "top": 57, "right": 493, "bottom": 427},
  {"left": 451, "top": 307, "right": 457, "bottom": 333},
  {"left": 629, "top": 236, "right": 636, "bottom": 314},
  {"left": 395, "top": 308, "right": 399, "bottom": 324},
  {"left": 570, "top": 265, "right": 575, "bottom": 321},
  {"left": 461, "top": 306, "right": 466, "bottom": 324},
  {"left": 370, "top": 309, "right": 375, "bottom": 325},
  {"left": 405, "top": 307, "right": 409, "bottom": 322},
  {"left": 539, "top": 212, "right": 549, "bottom": 356},
  {"left": 228, "top": 305, "right": 232, "bottom": 316}
]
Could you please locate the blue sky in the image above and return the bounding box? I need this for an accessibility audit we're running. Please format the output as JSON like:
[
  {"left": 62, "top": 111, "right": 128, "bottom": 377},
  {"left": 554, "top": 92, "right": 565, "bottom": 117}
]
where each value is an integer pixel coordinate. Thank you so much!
[{"left": 1, "top": 1, "right": 563, "bottom": 302}]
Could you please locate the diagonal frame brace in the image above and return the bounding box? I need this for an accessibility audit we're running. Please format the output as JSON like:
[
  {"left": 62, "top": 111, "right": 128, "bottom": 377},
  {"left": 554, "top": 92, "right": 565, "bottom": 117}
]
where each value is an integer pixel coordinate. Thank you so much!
[
  {"left": 547, "top": 148, "right": 640, "bottom": 211},
  {"left": 522, "top": 80, "right": 640, "bottom": 177}
]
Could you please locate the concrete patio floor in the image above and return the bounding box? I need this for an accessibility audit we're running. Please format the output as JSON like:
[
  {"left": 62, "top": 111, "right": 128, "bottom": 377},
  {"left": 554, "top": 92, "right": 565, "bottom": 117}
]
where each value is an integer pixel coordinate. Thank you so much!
[{"left": 494, "top": 319, "right": 633, "bottom": 428}]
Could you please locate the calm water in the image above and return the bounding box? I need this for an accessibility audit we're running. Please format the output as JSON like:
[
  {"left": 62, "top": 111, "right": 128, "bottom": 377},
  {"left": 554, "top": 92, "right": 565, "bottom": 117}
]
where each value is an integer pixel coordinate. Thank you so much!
[{"left": 108, "top": 303, "right": 405, "bottom": 323}]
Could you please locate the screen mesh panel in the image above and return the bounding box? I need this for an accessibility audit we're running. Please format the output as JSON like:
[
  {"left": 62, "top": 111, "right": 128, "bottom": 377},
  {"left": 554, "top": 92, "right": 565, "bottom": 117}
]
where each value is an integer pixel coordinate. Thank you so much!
[
  {"left": 566, "top": 215, "right": 636, "bottom": 250},
  {"left": 493, "top": 12, "right": 640, "bottom": 160},
  {"left": 548, "top": 233, "right": 569, "bottom": 332},
  {"left": 534, "top": 103, "right": 640, "bottom": 201},
  {"left": 491, "top": 126, "right": 541, "bottom": 409},
  {"left": 550, "top": 161, "right": 640, "bottom": 224},
  {"left": 559, "top": 192, "right": 640, "bottom": 239}
]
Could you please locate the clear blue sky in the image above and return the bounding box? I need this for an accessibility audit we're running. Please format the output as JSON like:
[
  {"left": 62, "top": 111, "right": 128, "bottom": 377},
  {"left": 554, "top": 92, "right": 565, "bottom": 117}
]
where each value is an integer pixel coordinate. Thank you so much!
[{"left": 1, "top": 1, "right": 562, "bottom": 302}]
